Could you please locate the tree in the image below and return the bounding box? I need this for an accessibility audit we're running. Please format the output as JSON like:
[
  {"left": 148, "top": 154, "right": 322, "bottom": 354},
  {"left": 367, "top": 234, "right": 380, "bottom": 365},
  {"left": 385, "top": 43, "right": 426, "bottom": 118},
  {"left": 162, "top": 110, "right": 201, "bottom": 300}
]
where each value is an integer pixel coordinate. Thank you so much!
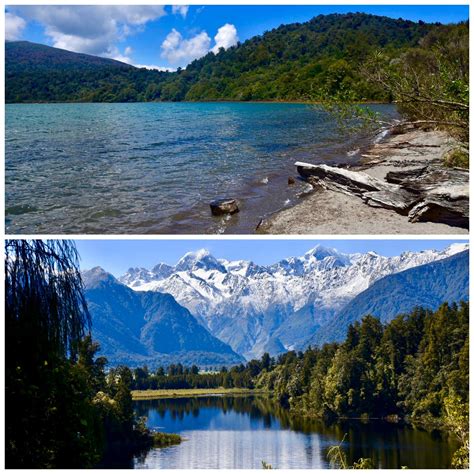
[
  {"left": 5, "top": 240, "right": 99, "bottom": 468},
  {"left": 363, "top": 25, "right": 469, "bottom": 144}
]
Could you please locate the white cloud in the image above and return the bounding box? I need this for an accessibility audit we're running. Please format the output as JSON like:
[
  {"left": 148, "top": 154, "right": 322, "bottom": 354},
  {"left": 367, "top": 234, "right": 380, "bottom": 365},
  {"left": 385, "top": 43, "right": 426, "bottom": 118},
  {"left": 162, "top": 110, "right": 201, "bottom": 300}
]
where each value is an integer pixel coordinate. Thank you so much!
[
  {"left": 5, "top": 12, "right": 26, "bottom": 40},
  {"left": 171, "top": 5, "right": 189, "bottom": 19},
  {"left": 211, "top": 23, "right": 238, "bottom": 54},
  {"left": 161, "top": 28, "right": 211, "bottom": 66},
  {"left": 9, "top": 6, "right": 166, "bottom": 56},
  {"left": 160, "top": 23, "right": 239, "bottom": 67},
  {"left": 110, "top": 47, "right": 133, "bottom": 64}
]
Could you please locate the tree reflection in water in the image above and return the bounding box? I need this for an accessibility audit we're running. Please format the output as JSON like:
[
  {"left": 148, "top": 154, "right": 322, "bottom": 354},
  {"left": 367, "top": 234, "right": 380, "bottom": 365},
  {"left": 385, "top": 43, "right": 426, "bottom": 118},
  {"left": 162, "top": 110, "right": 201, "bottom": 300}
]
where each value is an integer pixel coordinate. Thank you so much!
[{"left": 129, "top": 395, "right": 458, "bottom": 469}]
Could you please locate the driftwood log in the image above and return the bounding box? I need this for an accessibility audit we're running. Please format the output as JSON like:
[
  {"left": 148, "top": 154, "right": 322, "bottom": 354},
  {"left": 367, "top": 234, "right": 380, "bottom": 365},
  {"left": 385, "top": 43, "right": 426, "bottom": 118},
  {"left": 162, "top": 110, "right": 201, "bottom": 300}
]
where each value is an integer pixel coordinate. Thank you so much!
[{"left": 295, "top": 161, "right": 469, "bottom": 228}]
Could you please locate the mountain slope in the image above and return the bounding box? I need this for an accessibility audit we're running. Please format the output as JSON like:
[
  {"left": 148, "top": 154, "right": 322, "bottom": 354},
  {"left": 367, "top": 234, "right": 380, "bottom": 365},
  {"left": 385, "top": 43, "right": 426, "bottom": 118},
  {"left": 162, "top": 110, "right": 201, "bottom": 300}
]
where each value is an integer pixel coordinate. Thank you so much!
[
  {"left": 119, "top": 243, "right": 468, "bottom": 359},
  {"left": 309, "top": 249, "right": 469, "bottom": 347},
  {"left": 6, "top": 41, "right": 166, "bottom": 103},
  {"left": 6, "top": 12, "right": 453, "bottom": 103},
  {"left": 83, "top": 267, "right": 243, "bottom": 367},
  {"left": 6, "top": 41, "right": 133, "bottom": 73}
]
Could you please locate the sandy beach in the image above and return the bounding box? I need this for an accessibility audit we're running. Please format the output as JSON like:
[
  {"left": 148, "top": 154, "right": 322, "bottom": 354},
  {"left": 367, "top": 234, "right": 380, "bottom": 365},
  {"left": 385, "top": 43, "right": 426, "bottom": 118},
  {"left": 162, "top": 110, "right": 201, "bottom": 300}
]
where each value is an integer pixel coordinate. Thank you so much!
[{"left": 258, "top": 129, "right": 468, "bottom": 235}]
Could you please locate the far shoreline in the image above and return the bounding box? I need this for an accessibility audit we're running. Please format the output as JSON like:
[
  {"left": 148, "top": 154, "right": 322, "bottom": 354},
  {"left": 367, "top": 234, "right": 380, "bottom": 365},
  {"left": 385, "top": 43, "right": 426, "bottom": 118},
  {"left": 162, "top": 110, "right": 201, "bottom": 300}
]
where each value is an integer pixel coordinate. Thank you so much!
[
  {"left": 6, "top": 99, "right": 391, "bottom": 106},
  {"left": 132, "top": 387, "right": 270, "bottom": 400}
]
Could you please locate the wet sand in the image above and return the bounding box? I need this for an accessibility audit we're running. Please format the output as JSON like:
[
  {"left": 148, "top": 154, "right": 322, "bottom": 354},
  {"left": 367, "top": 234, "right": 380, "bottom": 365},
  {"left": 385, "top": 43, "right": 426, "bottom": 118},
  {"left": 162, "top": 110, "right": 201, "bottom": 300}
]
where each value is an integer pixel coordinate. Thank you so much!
[{"left": 258, "top": 129, "right": 468, "bottom": 235}]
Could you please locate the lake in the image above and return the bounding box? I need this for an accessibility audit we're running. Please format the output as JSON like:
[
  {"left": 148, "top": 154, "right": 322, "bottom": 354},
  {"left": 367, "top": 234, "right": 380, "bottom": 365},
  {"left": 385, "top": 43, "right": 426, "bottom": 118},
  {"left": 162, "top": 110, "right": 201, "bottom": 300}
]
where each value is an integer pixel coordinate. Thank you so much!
[
  {"left": 123, "top": 396, "right": 457, "bottom": 469},
  {"left": 5, "top": 102, "right": 396, "bottom": 234}
]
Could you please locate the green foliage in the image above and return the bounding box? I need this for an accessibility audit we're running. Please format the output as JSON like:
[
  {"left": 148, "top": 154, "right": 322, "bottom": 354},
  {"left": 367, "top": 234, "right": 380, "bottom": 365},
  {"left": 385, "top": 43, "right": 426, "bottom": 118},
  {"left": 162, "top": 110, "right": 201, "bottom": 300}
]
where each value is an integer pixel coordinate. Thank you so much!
[
  {"left": 252, "top": 303, "right": 468, "bottom": 468},
  {"left": 5, "top": 240, "right": 99, "bottom": 468},
  {"left": 444, "top": 396, "right": 469, "bottom": 468},
  {"left": 152, "top": 432, "right": 182, "bottom": 447},
  {"left": 443, "top": 148, "right": 469, "bottom": 169},
  {"left": 255, "top": 302, "right": 468, "bottom": 431},
  {"left": 327, "top": 436, "right": 374, "bottom": 469},
  {"left": 6, "top": 13, "right": 459, "bottom": 104},
  {"left": 330, "top": 22, "right": 469, "bottom": 143},
  {"left": 130, "top": 353, "right": 275, "bottom": 391}
]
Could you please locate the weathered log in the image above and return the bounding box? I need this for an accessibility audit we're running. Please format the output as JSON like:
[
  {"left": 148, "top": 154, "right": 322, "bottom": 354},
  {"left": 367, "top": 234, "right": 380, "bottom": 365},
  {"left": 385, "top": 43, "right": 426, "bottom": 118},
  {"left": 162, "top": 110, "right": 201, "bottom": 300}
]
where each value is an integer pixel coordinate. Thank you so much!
[
  {"left": 385, "top": 167, "right": 429, "bottom": 185},
  {"left": 387, "top": 167, "right": 468, "bottom": 195},
  {"left": 295, "top": 161, "right": 469, "bottom": 228},
  {"left": 295, "top": 162, "right": 389, "bottom": 196},
  {"left": 408, "top": 198, "right": 469, "bottom": 228},
  {"left": 362, "top": 190, "right": 415, "bottom": 212}
]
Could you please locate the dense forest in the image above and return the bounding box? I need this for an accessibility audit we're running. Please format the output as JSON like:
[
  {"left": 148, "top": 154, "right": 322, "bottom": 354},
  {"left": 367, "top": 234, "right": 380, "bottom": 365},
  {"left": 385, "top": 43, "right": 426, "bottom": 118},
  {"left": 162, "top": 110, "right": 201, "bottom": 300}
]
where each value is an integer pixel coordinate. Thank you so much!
[
  {"left": 5, "top": 13, "right": 468, "bottom": 105},
  {"left": 131, "top": 302, "right": 469, "bottom": 468}
]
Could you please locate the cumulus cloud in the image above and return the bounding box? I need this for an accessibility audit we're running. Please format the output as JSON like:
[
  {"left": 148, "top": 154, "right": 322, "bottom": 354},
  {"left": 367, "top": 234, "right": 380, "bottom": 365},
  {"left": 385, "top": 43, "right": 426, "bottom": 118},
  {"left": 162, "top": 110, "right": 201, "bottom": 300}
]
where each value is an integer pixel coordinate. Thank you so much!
[
  {"left": 211, "top": 23, "right": 239, "bottom": 54},
  {"left": 160, "top": 23, "right": 238, "bottom": 67},
  {"left": 5, "top": 12, "right": 26, "bottom": 40},
  {"left": 8, "top": 6, "right": 166, "bottom": 57},
  {"left": 161, "top": 28, "right": 211, "bottom": 65},
  {"left": 171, "top": 5, "right": 189, "bottom": 18},
  {"left": 110, "top": 46, "right": 134, "bottom": 64}
]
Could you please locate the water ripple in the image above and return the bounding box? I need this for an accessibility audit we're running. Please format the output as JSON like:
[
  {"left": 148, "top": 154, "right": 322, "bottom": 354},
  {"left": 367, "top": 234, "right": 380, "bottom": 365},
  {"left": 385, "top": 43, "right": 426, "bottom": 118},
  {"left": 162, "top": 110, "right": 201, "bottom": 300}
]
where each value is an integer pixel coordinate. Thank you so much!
[{"left": 5, "top": 102, "right": 397, "bottom": 234}]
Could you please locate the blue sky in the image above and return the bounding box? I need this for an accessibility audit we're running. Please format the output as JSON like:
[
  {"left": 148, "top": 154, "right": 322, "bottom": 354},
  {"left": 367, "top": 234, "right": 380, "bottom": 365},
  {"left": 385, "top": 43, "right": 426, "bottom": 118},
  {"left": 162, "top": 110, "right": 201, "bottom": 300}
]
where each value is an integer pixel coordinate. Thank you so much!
[
  {"left": 6, "top": 5, "right": 469, "bottom": 70},
  {"left": 75, "top": 239, "right": 468, "bottom": 276}
]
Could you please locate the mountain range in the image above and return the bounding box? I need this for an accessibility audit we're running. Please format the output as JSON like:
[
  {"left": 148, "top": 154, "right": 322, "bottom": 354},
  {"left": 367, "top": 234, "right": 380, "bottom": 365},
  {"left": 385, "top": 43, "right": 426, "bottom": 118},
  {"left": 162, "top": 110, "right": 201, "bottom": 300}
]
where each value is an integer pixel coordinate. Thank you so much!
[
  {"left": 82, "top": 243, "right": 468, "bottom": 367},
  {"left": 6, "top": 12, "right": 456, "bottom": 103}
]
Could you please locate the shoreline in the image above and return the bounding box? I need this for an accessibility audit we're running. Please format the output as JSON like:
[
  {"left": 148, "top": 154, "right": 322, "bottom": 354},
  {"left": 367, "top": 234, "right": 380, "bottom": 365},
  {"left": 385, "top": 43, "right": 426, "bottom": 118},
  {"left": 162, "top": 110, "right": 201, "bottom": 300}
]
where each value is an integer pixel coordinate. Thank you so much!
[
  {"left": 132, "top": 387, "right": 269, "bottom": 400},
  {"left": 258, "top": 127, "right": 468, "bottom": 235},
  {"left": 6, "top": 99, "right": 390, "bottom": 106}
]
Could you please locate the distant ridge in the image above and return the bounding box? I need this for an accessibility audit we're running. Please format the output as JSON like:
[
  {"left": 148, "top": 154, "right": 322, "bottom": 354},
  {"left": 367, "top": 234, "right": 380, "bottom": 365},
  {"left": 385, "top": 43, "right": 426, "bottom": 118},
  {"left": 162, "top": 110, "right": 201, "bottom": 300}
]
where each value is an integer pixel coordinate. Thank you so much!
[
  {"left": 308, "top": 249, "right": 469, "bottom": 347},
  {"left": 6, "top": 41, "right": 134, "bottom": 72}
]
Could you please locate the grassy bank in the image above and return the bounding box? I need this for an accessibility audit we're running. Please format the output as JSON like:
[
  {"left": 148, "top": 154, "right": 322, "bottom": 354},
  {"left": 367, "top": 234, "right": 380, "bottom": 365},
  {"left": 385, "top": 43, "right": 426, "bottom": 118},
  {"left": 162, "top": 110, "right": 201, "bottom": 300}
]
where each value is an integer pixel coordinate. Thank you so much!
[
  {"left": 152, "top": 432, "right": 182, "bottom": 447},
  {"left": 132, "top": 387, "right": 269, "bottom": 400}
]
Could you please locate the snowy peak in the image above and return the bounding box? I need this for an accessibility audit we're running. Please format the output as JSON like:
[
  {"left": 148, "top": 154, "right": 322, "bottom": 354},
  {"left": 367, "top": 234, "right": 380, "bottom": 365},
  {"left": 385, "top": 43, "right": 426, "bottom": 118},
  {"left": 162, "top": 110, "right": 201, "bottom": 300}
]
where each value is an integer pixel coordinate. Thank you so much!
[
  {"left": 304, "top": 244, "right": 346, "bottom": 261},
  {"left": 444, "top": 242, "right": 469, "bottom": 256},
  {"left": 151, "top": 262, "right": 174, "bottom": 279},
  {"left": 175, "top": 249, "right": 227, "bottom": 274},
  {"left": 117, "top": 243, "right": 468, "bottom": 359}
]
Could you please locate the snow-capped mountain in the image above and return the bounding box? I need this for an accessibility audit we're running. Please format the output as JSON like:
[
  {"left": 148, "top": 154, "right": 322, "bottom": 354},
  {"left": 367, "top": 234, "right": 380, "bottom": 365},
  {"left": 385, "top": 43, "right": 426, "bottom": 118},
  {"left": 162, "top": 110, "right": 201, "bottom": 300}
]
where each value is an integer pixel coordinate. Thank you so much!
[{"left": 118, "top": 243, "right": 468, "bottom": 360}]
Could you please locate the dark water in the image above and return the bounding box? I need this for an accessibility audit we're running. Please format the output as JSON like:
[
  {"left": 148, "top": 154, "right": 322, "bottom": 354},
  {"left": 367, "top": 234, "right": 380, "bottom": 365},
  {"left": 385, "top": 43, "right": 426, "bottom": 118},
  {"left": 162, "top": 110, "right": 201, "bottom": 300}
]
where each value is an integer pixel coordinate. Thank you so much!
[
  {"left": 126, "top": 396, "right": 458, "bottom": 469},
  {"left": 5, "top": 102, "right": 396, "bottom": 234}
]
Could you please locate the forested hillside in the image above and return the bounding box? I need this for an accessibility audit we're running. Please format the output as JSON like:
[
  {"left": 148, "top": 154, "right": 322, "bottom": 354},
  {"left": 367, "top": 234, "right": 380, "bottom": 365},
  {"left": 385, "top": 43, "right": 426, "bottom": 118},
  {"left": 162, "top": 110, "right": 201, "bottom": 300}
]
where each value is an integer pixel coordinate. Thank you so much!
[{"left": 6, "top": 13, "right": 464, "bottom": 103}]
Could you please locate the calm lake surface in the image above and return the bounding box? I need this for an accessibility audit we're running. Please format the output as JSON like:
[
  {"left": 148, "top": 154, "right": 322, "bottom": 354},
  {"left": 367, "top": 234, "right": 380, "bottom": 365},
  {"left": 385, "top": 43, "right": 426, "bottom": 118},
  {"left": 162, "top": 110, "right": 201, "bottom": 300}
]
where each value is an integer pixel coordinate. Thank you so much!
[
  {"left": 125, "top": 396, "right": 458, "bottom": 469},
  {"left": 6, "top": 102, "right": 396, "bottom": 234}
]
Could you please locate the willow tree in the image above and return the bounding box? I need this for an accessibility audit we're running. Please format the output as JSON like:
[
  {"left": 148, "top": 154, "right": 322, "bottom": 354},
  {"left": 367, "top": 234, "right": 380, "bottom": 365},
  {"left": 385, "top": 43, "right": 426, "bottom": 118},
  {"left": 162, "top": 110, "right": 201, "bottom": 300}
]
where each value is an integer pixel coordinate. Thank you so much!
[{"left": 5, "top": 240, "right": 101, "bottom": 467}]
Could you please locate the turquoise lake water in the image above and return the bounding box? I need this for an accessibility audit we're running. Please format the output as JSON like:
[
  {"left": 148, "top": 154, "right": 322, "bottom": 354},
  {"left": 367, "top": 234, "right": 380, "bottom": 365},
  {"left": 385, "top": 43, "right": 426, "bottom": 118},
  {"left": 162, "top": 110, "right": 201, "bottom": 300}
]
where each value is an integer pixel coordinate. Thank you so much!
[{"left": 6, "top": 102, "right": 396, "bottom": 234}]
